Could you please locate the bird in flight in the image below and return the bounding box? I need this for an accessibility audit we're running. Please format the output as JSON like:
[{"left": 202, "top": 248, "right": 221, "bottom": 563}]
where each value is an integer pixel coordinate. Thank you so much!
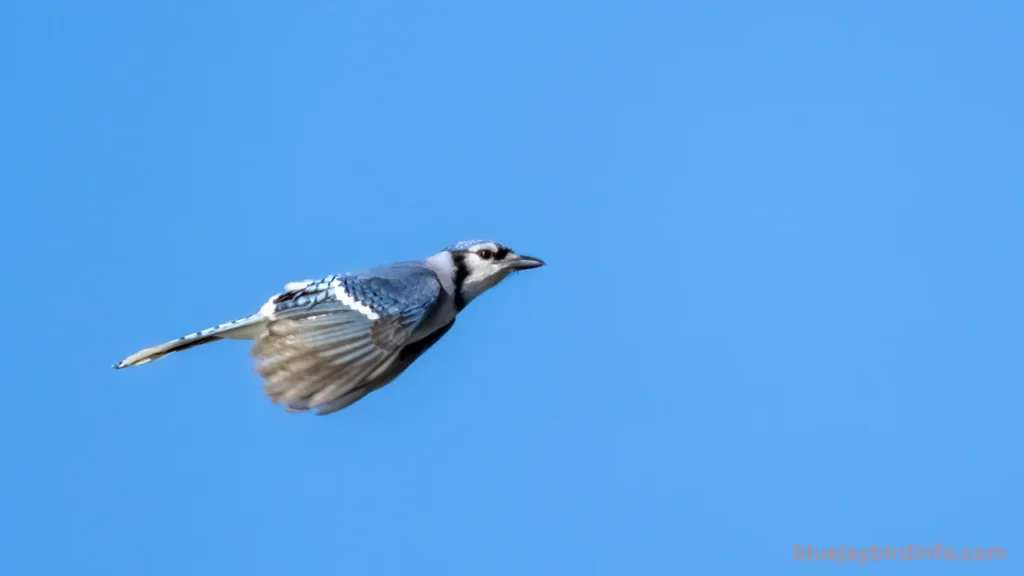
[{"left": 114, "top": 240, "right": 545, "bottom": 415}]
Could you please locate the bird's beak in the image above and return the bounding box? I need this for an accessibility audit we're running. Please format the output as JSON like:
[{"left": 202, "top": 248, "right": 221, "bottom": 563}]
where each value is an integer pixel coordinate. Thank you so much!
[{"left": 506, "top": 254, "right": 545, "bottom": 271}]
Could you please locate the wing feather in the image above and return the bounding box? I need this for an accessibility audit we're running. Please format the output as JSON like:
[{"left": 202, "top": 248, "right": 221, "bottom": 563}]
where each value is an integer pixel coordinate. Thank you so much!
[{"left": 251, "top": 266, "right": 444, "bottom": 414}]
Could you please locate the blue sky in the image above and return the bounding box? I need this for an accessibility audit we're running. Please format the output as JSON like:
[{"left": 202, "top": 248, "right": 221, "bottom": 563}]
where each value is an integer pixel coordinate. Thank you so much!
[{"left": 2, "top": 1, "right": 1022, "bottom": 574}]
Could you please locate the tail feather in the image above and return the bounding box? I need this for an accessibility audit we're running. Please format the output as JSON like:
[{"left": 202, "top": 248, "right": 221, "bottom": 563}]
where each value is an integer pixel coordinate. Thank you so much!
[{"left": 114, "top": 314, "right": 265, "bottom": 369}]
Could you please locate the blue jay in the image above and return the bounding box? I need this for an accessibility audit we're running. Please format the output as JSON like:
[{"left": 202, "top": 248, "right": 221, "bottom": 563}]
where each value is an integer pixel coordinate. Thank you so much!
[{"left": 114, "top": 240, "right": 545, "bottom": 415}]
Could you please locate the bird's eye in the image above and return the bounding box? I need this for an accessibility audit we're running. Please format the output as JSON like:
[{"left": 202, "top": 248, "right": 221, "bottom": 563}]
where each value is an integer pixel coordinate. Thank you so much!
[{"left": 477, "top": 249, "right": 494, "bottom": 260}]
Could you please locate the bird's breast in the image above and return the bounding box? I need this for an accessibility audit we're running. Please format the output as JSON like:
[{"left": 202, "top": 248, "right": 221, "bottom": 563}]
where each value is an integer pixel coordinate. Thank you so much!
[{"left": 407, "top": 291, "right": 457, "bottom": 344}]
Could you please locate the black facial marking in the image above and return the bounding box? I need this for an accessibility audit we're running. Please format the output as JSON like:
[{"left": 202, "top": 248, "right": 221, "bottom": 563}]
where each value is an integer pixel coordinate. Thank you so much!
[
  {"left": 495, "top": 245, "right": 510, "bottom": 260},
  {"left": 452, "top": 251, "right": 469, "bottom": 311}
]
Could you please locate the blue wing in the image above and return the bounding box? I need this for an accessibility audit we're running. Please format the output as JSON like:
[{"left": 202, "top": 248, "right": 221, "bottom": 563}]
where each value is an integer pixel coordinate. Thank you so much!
[{"left": 252, "top": 264, "right": 444, "bottom": 415}]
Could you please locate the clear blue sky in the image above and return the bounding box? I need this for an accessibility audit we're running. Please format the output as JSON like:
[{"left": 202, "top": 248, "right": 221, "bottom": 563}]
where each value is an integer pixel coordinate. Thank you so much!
[{"left": 2, "top": 1, "right": 1021, "bottom": 574}]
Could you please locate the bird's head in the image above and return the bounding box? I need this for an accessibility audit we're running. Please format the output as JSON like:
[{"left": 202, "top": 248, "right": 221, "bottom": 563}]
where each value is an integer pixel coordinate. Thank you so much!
[{"left": 442, "top": 240, "right": 545, "bottom": 310}]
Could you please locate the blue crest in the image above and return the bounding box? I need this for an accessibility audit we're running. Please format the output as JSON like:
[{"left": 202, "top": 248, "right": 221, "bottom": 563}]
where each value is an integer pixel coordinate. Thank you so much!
[{"left": 446, "top": 239, "right": 502, "bottom": 251}]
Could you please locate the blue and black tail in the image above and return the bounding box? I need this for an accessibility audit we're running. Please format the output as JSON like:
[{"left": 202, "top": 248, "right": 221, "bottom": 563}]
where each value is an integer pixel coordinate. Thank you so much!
[{"left": 113, "top": 314, "right": 265, "bottom": 369}]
